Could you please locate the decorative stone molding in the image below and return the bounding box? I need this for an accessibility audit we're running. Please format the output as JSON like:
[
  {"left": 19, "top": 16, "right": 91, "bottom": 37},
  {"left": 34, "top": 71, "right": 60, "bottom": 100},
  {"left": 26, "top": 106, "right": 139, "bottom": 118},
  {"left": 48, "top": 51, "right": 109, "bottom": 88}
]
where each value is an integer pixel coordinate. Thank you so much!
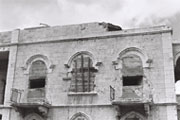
[
  {"left": 24, "top": 113, "right": 44, "bottom": 120},
  {"left": 0, "top": 47, "right": 9, "bottom": 51},
  {"left": 64, "top": 51, "right": 101, "bottom": 73},
  {"left": 144, "top": 104, "right": 150, "bottom": 116},
  {"left": 70, "top": 112, "right": 91, "bottom": 120},
  {"left": 174, "top": 52, "right": 180, "bottom": 66},
  {"left": 38, "top": 106, "right": 49, "bottom": 117},
  {"left": 120, "top": 111, "right": 146, "bottom": 120},
  {"left": 113, "top": 105, "right": 121, "bottom": 120},
  {"left": 112, "top": 47, "right": 151, "bottom": 69},
  {"left": 68, "top": 91, "right": 97, "bottom": 96},
  {"left": 22, "top": 54, "right": 55, "bottom": 74}
]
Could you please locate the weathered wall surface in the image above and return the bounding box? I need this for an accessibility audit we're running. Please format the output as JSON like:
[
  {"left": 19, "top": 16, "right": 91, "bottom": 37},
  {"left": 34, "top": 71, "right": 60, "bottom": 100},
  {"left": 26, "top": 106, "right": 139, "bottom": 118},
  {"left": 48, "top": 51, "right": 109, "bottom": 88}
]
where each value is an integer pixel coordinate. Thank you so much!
[
  {"left": 0, "top": 24, "right": 177, "bottom": 120},
  {"left": 14, "top": 33, "right": 165, "bottom": 105},
  {"left": 9, "top": 25, "right": 176, "bottom": 120}
]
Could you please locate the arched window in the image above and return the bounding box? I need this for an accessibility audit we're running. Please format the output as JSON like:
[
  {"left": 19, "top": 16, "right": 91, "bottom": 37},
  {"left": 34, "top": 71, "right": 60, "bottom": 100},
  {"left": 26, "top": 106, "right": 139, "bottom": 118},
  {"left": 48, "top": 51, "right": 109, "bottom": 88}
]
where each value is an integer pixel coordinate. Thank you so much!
[
  {"left": 122, "top": 54, "right": 143, "bottom": 86},
  {"left": 121, "top": 111, "right": 145, "bottom": 120},
  {"left": 175, "top": 57, "right": 180, "bottom": 94},
  {"left": 70, "top": 112, "right": 90, "bottom": 120},
  {"left": 24, "top": 113, "right": 43, "bottom": 120},
  {"left": 69, "top": 54, "right": 97, "bottom": 92},
  {"left": 29, "top": 60, "right": 47, "bottom": 89}
]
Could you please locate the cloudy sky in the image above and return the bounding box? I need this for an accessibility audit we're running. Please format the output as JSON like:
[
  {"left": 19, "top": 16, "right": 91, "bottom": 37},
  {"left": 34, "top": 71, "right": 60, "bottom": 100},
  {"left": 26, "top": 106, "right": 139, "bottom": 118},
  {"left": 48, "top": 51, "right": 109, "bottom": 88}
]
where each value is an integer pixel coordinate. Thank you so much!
[
  {"left": 0, "top": 0, "right": 180, "bottom": 40},
  {"left": 1, "top": 0, "right": 180, "bottom": 93}
]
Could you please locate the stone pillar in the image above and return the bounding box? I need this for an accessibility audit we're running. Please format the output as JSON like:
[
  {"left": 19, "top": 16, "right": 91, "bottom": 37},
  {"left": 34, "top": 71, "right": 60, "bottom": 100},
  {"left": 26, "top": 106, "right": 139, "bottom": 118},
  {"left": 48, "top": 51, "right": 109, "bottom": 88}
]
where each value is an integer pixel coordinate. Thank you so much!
[
  {"left": 161, "top": 27, "right": 178, "bottom": 120},
  {"left": 3, "top": 29, "right": 19, "bottom": 120}
]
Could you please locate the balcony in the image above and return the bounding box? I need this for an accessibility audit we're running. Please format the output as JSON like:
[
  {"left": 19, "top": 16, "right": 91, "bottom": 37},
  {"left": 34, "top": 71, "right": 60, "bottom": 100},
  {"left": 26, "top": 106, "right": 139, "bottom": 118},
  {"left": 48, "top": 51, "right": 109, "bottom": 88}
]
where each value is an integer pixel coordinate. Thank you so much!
[
  {"left": 110, "top": 86, "right": 152, "bottom": 105},
  {"left": 10, "top": 88, "right": 50, "bottom": 118},
  {"left": 110, "top": 86, "right": 152, "bottom": 117}
]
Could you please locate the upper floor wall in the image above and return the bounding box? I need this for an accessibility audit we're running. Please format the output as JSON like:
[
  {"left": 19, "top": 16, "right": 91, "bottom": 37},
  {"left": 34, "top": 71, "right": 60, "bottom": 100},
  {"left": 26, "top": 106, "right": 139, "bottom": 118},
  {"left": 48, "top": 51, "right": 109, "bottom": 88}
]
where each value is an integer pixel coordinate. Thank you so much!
[{"left": 0, "top": 23, "right": 175, "bottom": 106}]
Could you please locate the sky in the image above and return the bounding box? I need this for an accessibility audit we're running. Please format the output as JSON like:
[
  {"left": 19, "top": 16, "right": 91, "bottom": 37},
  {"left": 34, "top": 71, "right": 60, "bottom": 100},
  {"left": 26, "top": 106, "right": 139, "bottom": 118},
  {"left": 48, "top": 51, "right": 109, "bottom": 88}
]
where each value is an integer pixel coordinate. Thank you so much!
[
  {"left": 1, "top": 0, "right": 180, "bottom": 40},
  {"left": 0, "top": 0, "right": 180, "bottom": 39},
  {"left": 1, "top": 0, "right": 180, "bottom": 93}
]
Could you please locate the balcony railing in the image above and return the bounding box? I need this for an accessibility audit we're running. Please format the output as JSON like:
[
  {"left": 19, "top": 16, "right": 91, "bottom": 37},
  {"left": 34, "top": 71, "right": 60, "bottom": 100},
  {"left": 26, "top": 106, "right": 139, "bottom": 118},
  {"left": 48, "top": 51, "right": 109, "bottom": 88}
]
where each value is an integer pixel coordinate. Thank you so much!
[
  {"left": 11, "top": 88, "right": 23, "bottom": 103},
  {"left": 10, "top": 88, "right": 50, "bottom": 118},
  {"left": 110, "top": 85, "right": 152, "bottom": 105},
  {"left": 110, "top": 86, "right": 115, "bottom": 101},
  {"left": 11, "top": 88, "right": 48, "bottom": 104}
]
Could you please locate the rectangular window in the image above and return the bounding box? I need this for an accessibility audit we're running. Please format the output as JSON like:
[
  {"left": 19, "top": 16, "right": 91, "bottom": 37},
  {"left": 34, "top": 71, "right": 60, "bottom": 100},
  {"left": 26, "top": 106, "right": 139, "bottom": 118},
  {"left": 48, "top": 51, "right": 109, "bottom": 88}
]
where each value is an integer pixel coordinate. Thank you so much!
[
  {"left": 29, "top": 79, "right": 45, "bottom": 89},
  {"left": 126, "top": 118, "right": 139, "bottom": 120},
  {"left": 0, "top": 51, "right": 9, "bottom": 104},
  {"left": 123, "top": 76, "right": 142, "bottom": 86}
]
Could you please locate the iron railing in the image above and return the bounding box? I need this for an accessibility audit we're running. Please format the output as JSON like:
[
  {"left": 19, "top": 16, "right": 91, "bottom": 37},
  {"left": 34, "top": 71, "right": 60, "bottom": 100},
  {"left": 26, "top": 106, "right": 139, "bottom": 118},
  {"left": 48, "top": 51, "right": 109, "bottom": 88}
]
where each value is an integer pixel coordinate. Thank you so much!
[
  {"left": 110, "top": 85, "right": 115, "bottom": 101},
  {"left": 11, "top": 88, "right": 23, "bottom": 103}
]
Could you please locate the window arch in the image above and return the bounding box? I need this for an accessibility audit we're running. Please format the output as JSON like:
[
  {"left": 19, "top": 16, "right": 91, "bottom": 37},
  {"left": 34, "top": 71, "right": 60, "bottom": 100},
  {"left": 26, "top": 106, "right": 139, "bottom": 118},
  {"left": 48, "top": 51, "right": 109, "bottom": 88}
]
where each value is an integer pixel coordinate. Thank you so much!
[
  {"left": 29, "top": 60, "right": 47, "bottom": 89},
  {"left": 121, "top": 111, "right": 146, "bottom": 120},
  {"left": 24, "top": 113, "right": 44, "bottom": 120},
  {"left": 112, "top": 47, "right": 149, "bottom": 86},
  {"left": 175, "top": 56, "right": 180, "bottom": 94},
  {"left": 69, "top": 53, "right": 97, "bottom": 92},
  {"left": 70, "top": 112, "right": 90, "bottom": 120},
  {"left": 23, "top": 54, "right": 54, "bottom": 74}
]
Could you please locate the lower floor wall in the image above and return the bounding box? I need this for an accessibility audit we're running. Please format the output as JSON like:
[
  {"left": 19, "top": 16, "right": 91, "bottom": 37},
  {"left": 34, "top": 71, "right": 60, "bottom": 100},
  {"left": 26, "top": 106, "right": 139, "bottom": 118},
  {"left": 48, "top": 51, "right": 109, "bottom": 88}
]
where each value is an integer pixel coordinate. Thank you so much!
[
  {"left": 0, "top": 108, "right": 10, "bottom": 120},
  {"left": 177, "top": 108, "right": 180, "bottom": 120},
  {"left": 0, "top": 104, "right": 178, "bottom": 120}
]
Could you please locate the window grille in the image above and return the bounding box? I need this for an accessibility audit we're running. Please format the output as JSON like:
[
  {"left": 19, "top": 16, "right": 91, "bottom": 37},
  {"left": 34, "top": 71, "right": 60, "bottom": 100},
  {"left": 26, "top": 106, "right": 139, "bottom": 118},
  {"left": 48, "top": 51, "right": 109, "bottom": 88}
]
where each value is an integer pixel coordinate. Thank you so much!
[{"left": 69, "top": 54, "right": 97, "bottom": 92}]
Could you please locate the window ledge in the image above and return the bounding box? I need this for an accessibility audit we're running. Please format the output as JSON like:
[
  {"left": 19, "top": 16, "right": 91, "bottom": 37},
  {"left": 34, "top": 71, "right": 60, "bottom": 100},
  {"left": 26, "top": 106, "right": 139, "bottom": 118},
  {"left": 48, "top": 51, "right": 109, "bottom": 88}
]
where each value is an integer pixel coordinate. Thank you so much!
[{"left": 68, "top": 91, "right": 97, "bottom": 96}]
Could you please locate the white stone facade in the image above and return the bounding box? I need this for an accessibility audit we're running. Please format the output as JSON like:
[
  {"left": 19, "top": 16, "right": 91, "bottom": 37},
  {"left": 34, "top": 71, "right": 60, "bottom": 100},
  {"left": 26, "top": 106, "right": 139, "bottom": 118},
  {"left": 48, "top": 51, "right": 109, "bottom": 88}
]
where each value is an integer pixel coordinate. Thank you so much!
[{"left": 0, "top": 22, "right": 178, "bottom": 120}]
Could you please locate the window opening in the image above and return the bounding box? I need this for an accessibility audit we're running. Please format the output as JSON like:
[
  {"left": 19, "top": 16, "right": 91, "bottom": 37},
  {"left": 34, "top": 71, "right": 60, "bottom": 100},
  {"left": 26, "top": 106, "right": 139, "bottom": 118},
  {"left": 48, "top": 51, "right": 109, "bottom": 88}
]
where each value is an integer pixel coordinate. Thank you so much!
[
  {"left": 123, "top": 76, "right": 143, "bottom": 86},
  {"left": 29, "top": 79, "right": 45, "bottom": 89},
  {"left": 29, "top": 60, "right": 47, "bottom": 89},
  {"left": 175, "top": 57, "right": 180, "bottom": 82},
  {"left": 126, "top": 118, "right": 139, "bottom": 120},
  {"left": 122, "top": 55, "right": 143, "bottom": 86},
  {"left": 70, "top": 54, "right": 97, "bottom": 92},
  {"left": 0, "top": 51, "right": 9, "bottom": 104}
]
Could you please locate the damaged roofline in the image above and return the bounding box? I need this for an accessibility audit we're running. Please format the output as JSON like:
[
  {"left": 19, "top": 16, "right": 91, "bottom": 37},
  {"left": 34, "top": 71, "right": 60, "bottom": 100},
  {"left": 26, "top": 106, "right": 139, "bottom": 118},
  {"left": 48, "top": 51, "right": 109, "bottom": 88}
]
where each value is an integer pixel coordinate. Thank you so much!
[{"left": 0, "top": 26, "right": 172, "bottom": 47}]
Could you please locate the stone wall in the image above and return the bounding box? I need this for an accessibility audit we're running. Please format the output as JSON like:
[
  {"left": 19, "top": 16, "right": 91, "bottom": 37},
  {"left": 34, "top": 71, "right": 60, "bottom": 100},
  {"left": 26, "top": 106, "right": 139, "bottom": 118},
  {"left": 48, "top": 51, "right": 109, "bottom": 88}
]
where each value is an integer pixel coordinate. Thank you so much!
[{"left": 0, "top": 23, "right": 177, "bottom": 120}]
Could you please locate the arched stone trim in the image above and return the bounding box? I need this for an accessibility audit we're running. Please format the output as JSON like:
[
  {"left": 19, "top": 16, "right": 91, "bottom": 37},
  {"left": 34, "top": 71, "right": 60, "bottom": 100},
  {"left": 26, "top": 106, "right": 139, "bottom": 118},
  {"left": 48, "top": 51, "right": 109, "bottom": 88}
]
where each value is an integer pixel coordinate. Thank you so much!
[
  {"left": 22, "top": 54, "right": 55, "bottom": 74},
  {"left": 120, "top": 111, "right": 146, "bottom": 120},
  {"left": 113, "top": 47, "right": 150, "bottom": 69},
  {"left": 65, "top": 51, "right": 102, "bottom": 71},
  {"left": 174, "top": 52, "right": 180, "bottom": 66},
  {"left": 24, "top": 113, "right": 44, "bottom": 120},
  {"left": 70, "top": 112, "right": 91, "bottom": 120}
]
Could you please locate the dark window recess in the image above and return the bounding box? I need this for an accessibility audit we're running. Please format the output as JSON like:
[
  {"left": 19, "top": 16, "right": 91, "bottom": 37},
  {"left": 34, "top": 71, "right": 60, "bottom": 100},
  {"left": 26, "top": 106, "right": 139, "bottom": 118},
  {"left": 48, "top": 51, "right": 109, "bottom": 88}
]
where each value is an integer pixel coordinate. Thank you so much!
[
  {"left": 0, "top": 51, "right": 9, "bottom": 104},
  {"left": 175, "top": 57, "right": 180, "bottom": 82},
  {"left": 69, "top": 54, "right": 97, "bottom": 92},
  {"left": 123, "top": 76, "right": 143, "bottom": 86},
  {"left": 122, "top": 55, "right": 143, "bottom": 86},
  {"left": 29, "top": 79, "right": 45, "bottom": 89},
  {"left": 126, "top": 118, "right": 139, "bottom": 120}
]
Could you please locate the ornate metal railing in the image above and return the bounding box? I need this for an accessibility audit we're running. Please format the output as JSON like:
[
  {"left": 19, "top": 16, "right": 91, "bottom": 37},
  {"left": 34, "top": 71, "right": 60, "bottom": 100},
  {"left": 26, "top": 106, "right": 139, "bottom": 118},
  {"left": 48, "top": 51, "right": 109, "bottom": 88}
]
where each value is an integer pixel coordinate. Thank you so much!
[
  {"left": 10, "top": 88, "right": 23, "bottom": 103},
  {"left": 110, "top": 85, "right": 115, "bottom": 101}
]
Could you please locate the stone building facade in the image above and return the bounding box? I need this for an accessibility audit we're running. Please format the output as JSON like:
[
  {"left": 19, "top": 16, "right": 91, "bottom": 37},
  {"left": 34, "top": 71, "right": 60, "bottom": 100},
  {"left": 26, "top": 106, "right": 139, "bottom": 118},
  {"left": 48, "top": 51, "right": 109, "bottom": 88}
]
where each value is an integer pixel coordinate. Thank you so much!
[{"left": 0, "top": 22, "right": 179, "bottom": 120}]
